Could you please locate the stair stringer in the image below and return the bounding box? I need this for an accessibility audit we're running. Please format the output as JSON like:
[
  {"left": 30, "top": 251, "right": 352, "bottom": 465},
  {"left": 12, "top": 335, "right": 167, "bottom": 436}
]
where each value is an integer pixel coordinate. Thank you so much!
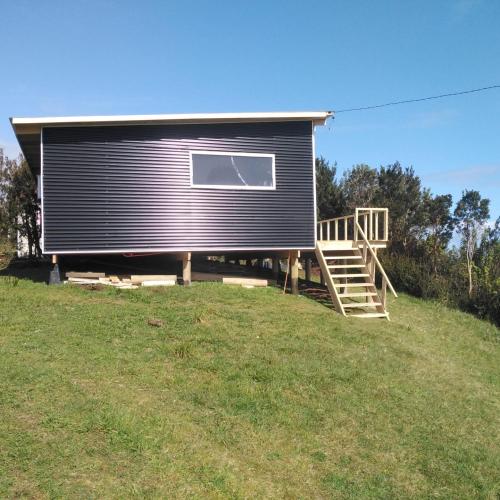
[
  {"left": 351, "top": 248, "right": 389, "bottom": 318},
  {"left": 315, "top": 243, "right": 346, "bottom": 316}
]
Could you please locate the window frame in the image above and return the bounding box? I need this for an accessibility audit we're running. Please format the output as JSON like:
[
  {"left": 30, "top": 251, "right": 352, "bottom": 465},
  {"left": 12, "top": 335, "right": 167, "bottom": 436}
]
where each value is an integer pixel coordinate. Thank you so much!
[{"left": 189, "top": 150, "right": 276, "bottom": 190}]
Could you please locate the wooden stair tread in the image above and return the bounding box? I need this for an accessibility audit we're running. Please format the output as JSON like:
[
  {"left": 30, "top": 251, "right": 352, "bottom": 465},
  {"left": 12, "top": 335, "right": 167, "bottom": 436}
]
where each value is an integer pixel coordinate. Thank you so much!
[
  {"left": 334, "top": 282, "right": 373, "bottom": 288},
  {"left": 338, "top": 292, "right": 378, "bottom": 298},
  {"left": 331, "top": 273, "right": 369, "bottom": 278},
  {"left": 342, "top": 302, "right": 382, "bottom": 308},
  {"left": 318, "top": 241, "right": 358, "bottom": 251},
  {"left": 315, "top": 228, "right": 393, "bottom": 320},
  {"left": 349, "top": 312, "right": 388, "bottom": 318},
  {"left": 327, "top": 264, "right": 365, "bottom": 269},
  {"left": 324, "top": 255, "right": 363, "bottom": 260}
]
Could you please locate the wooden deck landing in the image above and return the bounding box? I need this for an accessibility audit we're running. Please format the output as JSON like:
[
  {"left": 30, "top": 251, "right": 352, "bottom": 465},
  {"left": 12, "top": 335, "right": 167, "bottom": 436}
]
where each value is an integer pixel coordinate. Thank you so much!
[{"left": 316, "top": 208, "right": 397, "bottom": 319}]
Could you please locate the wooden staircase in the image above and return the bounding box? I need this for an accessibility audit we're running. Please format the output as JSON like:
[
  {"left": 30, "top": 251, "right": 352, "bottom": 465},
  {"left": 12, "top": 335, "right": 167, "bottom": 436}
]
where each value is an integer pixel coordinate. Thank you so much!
[{"left": 315, "top": 208, "right": 397, "bottom": 319}]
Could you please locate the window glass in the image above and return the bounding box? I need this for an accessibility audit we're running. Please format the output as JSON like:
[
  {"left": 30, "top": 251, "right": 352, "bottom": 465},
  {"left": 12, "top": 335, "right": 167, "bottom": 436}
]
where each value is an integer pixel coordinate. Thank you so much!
[{"left": 191, "top": 152, "right": 274, "bottom": 188}]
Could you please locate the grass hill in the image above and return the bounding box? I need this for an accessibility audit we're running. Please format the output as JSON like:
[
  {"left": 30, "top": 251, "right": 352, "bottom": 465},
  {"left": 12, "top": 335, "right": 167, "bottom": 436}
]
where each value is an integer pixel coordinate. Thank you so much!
[{"left": 0, "top": 278, "right": 498, "bottom": 498}]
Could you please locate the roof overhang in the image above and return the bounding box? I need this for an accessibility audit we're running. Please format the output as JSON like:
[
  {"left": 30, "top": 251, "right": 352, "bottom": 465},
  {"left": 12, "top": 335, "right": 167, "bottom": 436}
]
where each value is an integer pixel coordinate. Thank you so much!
[{"left": 10, "top": 111, "right": 333, "bottom": 174}]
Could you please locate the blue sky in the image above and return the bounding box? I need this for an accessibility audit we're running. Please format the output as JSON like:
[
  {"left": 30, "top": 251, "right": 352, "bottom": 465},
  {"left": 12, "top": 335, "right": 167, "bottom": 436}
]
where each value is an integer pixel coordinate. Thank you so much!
[{"left": 1, "top": 0, "right": 499, "bottom": 219}]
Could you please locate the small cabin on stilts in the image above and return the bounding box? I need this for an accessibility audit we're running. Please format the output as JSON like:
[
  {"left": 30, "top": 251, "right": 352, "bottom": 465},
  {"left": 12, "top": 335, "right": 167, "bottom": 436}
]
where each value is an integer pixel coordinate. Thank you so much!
[{"left": 10, "top": 111, "right": 396, "bottom": 318}]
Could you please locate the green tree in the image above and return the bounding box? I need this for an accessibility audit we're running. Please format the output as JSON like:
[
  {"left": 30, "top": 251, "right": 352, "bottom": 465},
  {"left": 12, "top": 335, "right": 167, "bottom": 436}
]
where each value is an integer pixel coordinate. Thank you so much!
[
  {"left": 454, "top": 190, "right": 490, "bottom": 296},
  {"left": 315, "top": 157, "right": 344, "bottom": 220},
  {"left": 0, "top": 155, "right": 41, "bottom": 258},
  {"left": 422, "top": 192, "right": 455, "bottom": 274},
  {"left": 485, "top": 216, "right": 500, "bottom": 245},
  {"left": 375, "top": 163, "right": 424, "bottom": 255},
  {"left": 341, "top": 164, "right": 378, "bottom": 212}
]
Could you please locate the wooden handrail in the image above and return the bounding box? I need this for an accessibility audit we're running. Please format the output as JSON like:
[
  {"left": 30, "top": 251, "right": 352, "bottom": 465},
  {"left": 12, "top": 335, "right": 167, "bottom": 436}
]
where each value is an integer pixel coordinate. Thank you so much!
[
  {"left": 319, "top": 214, "right": 354, "bottom": 225},
  {"left": 319, "top": 208, "right": 389, "bottom": 243},
  {"left": 355, "top": 221, "right": 397, "bottom": 297}
]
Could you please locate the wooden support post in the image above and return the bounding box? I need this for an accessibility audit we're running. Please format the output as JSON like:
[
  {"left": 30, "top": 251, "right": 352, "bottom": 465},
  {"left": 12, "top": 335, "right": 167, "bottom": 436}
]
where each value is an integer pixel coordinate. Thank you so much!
[
  {"left": 182, "top": 252, "right": 191, "bottom": 286},
  {"left": 290, "top": 251, "right": 299, "bottom": 295},
  {"left": 366, "top": 252, "right": 372, "bottom": 281},
  {"left": 340, "top": 258, "right": 347, "bottom": 295},
  {"left": 372, "top": 248, "right": 377, "bottom": 279},
  {"left": 272, "top": 257, "right": 280, "bottom": 280},
  {"left": 366, "top": 252, "right": 374, "bottom": 303},
  {"left": 49, "top": 254, "right": 61, "bottom": 285},
  {"left": 381, "top": 276, "right": 387, "bottom": 309},
  {"left": 305, "top": 258, "right": 312, "bottom": 282}
]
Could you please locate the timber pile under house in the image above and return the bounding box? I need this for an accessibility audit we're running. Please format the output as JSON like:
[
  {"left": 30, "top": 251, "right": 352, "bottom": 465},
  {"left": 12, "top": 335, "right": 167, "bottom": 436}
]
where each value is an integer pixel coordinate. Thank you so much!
[{"left": 10, "top": 111, "right": 396, "bottom": 319}]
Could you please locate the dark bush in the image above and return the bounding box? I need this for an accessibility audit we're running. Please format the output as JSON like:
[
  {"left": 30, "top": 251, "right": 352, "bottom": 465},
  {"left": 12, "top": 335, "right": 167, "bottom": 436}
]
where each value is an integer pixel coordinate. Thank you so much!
[{"left": 381, "top": 253, "right": 500, "bottom": 326}]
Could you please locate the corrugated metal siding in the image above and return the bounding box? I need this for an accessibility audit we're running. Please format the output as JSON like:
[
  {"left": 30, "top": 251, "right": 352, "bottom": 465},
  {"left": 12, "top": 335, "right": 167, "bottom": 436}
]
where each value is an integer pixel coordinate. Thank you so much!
[{"left": 42, "top": 121, "right": 315, "bottom": 252}]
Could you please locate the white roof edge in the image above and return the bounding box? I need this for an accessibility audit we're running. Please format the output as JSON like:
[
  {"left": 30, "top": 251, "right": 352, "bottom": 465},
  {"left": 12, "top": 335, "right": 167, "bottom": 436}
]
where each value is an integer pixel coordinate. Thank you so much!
[{"left": 10, "top": 111, "right": 333, "bottom": 128}]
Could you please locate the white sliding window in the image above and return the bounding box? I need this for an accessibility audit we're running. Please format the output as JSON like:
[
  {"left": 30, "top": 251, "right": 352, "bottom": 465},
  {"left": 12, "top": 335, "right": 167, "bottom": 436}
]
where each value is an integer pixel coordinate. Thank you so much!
[{"left": 190, "top": 151, "right": 275, "bottom": 190}]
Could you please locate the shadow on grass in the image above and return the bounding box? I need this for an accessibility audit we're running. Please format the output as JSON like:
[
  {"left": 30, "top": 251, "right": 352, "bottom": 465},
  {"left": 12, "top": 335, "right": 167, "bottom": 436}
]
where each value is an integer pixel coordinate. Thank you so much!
[
  {"left": 0, "top": 258, "right": 50, "bottom": 283},
  {"left": 0, "top": 256, "right": 336, "bottom": 312},
  {"left": 0, "top": 254, "right": 181, "bottom": 285},
  {"left": 278, "top": 274, "right": 335, "bottom": 311},
  {"left": 298, "top": 280, "right": 336, "bottom": 310}
]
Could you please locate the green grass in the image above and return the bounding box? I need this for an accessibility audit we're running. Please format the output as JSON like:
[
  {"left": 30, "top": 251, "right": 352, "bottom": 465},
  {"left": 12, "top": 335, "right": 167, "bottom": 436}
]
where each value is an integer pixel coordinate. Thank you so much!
[{"left": 0, "top": 277, "right": 498, "bottom": 499}]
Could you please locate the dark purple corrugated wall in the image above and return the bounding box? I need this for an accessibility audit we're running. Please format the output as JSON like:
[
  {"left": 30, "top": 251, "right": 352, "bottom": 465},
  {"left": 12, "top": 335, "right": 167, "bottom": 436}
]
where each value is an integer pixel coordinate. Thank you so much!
[{"left": 42, "top": 121, "right": 315, "bottom": 253}]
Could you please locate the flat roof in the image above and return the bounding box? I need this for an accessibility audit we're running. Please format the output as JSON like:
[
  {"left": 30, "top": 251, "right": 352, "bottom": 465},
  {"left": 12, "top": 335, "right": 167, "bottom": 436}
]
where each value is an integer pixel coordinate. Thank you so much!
[
  {"left": 11, "top": 111, "right": 332, "bottom": 127},
  {"left": 10, "top": 111, "right": 332, "bottom": 173}
]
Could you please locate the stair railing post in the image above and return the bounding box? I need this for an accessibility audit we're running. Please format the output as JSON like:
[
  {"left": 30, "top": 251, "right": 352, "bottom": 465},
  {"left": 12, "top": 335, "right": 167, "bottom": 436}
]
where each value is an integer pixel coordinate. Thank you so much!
[
  {"left": 355, "top": 221, "right": 397, "bottom": 297},
  {"left": 384, "top": 209, "right": 389, "bottom": 241},
  {"left": 370, "top": 209, "right": 374, "bottom": 240},
  {"left": 341, "top": 257, "right": 347, "bottom": 295},
  {"left": 326, "top": 220, "right": 330, "bottom": 240},
  {"left": 370, "top": 248, "right": 376, "bottom": 281},
  {"left": 355, "top": 208, "right": 359, "bottom": 242},
  {"left": 335, "top": 219, "right": 339, "bottom": 240},
  {"left": 381, "top": 276, "right": 387, "bottom": 309}
]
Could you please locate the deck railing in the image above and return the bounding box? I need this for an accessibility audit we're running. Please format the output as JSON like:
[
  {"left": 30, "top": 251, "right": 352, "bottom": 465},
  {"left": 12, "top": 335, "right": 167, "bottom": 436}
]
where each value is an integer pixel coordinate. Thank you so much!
[
  {"left": 355, "top": 219, "right": 397, "bottom": 303},
  {"left": 317, "top": 207, "right": 389, "bottom": 243},
  {"left": 317, "top": 207, "right": 396, "bottom": 308}
]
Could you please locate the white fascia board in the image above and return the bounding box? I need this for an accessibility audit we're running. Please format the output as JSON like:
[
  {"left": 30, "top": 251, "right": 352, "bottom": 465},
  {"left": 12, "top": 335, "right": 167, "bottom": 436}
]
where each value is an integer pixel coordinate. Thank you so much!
[{"left": 10, "top": 111, "right": 333, "bottom": 128}]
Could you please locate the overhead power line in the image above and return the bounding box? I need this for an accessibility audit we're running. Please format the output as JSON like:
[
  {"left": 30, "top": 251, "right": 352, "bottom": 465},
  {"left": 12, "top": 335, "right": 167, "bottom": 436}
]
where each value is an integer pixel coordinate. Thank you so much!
[{"left": 334, "top": 84, "right": 500, "bottom": 113}]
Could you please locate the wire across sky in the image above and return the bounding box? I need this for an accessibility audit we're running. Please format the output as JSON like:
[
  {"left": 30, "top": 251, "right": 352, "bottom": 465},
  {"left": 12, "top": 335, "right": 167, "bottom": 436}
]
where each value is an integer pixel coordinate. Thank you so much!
[{"left": 333, "top": 84, "right": 500, "bottom": 113}]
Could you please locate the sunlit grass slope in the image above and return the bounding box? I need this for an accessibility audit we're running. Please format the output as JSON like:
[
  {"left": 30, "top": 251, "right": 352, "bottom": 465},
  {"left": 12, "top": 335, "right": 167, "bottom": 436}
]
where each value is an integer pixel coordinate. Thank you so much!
[{"left": 0, "top": 278, "right": 498, "bottom": 498}]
